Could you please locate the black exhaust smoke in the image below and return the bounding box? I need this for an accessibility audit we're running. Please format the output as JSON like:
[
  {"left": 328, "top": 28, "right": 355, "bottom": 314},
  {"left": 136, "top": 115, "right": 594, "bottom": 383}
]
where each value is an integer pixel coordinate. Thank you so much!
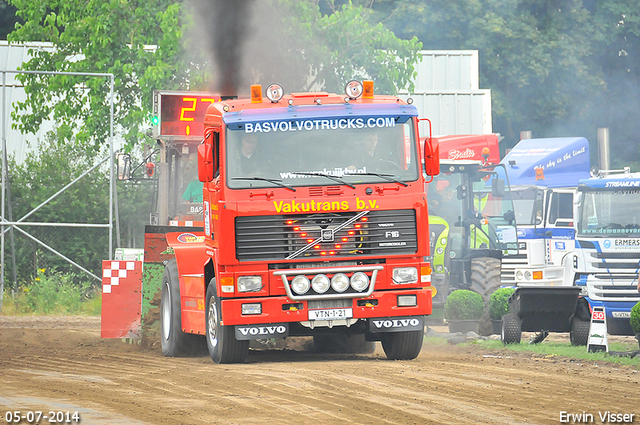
[{"left": 187, "top": 0, "right": 256, "bottom": 97}]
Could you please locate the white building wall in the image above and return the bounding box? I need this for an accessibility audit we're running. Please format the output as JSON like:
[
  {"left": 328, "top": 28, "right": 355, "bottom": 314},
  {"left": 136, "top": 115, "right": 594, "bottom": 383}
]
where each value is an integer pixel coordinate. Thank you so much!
[
  {"left": 398, "top": 50, "right": 492, "bottom": 137},
  {"left": 0, "top": 41, "right": 56, "bottom": 163}
]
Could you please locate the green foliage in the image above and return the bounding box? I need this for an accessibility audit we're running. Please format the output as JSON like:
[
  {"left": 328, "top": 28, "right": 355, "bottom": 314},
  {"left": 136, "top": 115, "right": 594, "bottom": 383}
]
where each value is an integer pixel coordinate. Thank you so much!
[
  {"left": 370, "top": 0, "right": 640, "bottom": 166},
  {"left": 298, "top": 0, "right": 422, "bottom": 93},
  {"left": 8, "top": 0, "right": 422, "bottom": 153},
  {"left": 3, "top": 268, "right": 100, "bottom": 315},
  {"left": 6, "top": 131, "right": 110, "bottom": 283},
  {"left": 8, "top": 0, "right": 187, "bottom": 150},
  {"left": 488, "top": 287, "right": 516, "bottom": 320},
  {"left": 444, "top": 289, "right": 484, "bottom": 320},
  {"left": 631, "top": 302, "right": 640, "bottom": 335}
]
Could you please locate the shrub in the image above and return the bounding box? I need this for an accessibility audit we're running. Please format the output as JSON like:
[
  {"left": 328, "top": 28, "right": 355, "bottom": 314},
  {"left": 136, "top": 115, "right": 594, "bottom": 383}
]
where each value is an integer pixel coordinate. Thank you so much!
[
  {"left": 630, "top": 302, "right": 640, "bottom": 335},
  {"left": 4, "top": 268, "right": 100, "bottom": 315},
  {"left": 444, "top": 289, "right": 484, "bottom": 320},
  {"left": 488, "top": 287, "right": 516, "bottom": 320}
]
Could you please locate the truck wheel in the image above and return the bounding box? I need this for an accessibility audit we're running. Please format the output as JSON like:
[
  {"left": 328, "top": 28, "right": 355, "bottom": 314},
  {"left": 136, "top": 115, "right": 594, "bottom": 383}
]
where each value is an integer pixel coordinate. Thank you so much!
[
  {"left": 313, "top": 334, "right": 376, "bottom": 354},
  {"left": 470, "top": 257, "right": 501, "bottom": 336},
  {"left": 205, "top": 280, "right": 249, "bottom": 364},
  {"left": 501, "top": 313, "right": 521, "bottom": 345},
  {"left": 161, "top": 259, "right": 203, "bottom": 356},
  {"left": 570, "top": 317, "right": 590, "bottom": 346},
  {"left": 381, "top": 328, "right": 424, "bottom": 360}
]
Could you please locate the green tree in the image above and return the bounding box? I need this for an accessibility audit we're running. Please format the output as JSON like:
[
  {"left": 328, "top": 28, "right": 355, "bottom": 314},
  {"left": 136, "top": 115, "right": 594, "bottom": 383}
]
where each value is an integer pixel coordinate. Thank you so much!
[
  {"left": 7, "top": 131, "right": 110, "bottom": 283},
  {"left": 8, "top": 0, "right": 186, "bottom": 149},
  {"left": 9, "top": 0, "right": 421, "bottom": 153},
  {"left": 370, "top": 0, "right": 640, "bottom": 166}
]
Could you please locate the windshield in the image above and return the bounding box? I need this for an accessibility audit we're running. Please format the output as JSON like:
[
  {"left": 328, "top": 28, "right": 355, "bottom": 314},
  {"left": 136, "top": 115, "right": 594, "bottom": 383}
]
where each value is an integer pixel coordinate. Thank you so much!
[
  {"left": 225, "top": 117, "right": 418, "bottom": 189},
  {"left": 578, "top": 189, "right": 640, "bottom": 236},
  {"left": 470, "top": 171, "right": 518, "bottom": 250},
  {"left": 510, "top": 187, "right": 544, "bottom": 225}
]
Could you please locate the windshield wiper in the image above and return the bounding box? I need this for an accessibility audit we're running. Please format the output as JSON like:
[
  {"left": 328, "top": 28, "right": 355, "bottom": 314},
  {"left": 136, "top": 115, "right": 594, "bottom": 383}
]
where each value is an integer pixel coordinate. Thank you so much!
[
  {"left": 232, "top": 177, "right": 296, "bottom": 192},
  {"left": 289, "top": 172, "right": 356, "bottom": 189},
  {"left": 346, "top": 172, "right": 408, "bottom": 187}
]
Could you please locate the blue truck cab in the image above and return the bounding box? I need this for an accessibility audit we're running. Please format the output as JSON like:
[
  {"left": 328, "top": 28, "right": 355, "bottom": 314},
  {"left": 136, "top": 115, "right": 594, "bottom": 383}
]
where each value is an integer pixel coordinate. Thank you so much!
[{"left": 573, "top": 168, "right": 640, "bottom": 335}]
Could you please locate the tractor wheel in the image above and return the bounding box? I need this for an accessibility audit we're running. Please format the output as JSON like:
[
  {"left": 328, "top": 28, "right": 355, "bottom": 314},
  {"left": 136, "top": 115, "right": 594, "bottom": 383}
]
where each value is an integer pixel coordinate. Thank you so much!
[
  {"left": 501, "top": 313, "right": 521, "bottom": 345},
  {"left": 470, "top": 257, "right": 502, "bottom": 336},
  {"left": 313, "top": 334, "right": 376, "bottom": 354},
  {"left": 205, "top": 280, "right": 249, "bottom": 364},
  {"left": 570, "top": 317, "right": 591, "bottom": 346},
  {"left": 160, "top": 259, "right": 204, "bottom": 356},
  {"left": 381, "top": 328, "right": 424, "bottom": 360}
]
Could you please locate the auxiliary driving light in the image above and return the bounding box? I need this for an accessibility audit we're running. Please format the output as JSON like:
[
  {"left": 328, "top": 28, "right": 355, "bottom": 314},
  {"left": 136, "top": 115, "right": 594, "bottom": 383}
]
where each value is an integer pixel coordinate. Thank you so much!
[
  {"left": 241, "top": 303, "right": 262, "bottom": 315},
  {"left": 291, "top": 275, "right": 310, "bottom": 295},
  {"left": 345, "top": 80, "right": 363, "bottom": 99},
  {"left": 311, "top": 274, "right": 330, "bottom": 294},
  {"left": 350, "top": 272, "right": 369, "bottom": 292},
  {"left": 265, "top": 83, "right": 284, "bottom": 102},
  {"left": 331, "top": 273, "right": 350, "bottom": 293},
  {"left": 397, "top": 295, "right": 417, "bottom": 307}
]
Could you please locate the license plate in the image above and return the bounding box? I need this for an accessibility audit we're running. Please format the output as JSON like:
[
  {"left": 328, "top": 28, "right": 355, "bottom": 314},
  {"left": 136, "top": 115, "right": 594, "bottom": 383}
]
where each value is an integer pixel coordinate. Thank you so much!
[
  {"left": 612, "top": 311, "right": 630, "bottom": 318},
  {"left": 308, "top": 308, "right": 353, "bottom": 321}
]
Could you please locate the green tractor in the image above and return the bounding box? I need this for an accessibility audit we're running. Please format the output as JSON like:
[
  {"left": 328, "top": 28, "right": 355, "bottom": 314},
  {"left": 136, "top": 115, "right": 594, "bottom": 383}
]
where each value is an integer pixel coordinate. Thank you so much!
[{"left": 427, "top": 160, "right": 518, "bottom": 334}]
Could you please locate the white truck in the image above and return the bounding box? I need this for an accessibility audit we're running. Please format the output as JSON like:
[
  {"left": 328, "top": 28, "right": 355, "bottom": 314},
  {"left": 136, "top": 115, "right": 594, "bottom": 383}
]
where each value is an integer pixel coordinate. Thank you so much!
[{"left": 499, "top": 137, "right": 591, "bottom": 287}]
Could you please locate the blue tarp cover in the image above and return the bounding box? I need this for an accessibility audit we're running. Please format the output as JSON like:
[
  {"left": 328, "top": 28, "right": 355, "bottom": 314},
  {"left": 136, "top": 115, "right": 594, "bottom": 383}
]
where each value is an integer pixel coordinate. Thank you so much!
[{"left": 500, "top": 137, "right": 590, "bottom": 188}]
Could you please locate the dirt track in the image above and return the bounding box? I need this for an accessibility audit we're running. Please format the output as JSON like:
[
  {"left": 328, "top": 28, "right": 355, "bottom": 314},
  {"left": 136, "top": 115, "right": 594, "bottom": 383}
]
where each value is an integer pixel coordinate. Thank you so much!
[{"left": 0, "top": 316, "right": 639, "bottom": 425}]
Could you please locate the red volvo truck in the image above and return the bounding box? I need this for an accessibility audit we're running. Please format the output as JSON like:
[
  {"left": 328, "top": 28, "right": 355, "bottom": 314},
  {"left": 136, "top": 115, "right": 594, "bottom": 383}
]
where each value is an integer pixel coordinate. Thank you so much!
[{"left": 104, "top": 81, "right": 441, "bottom": 364}]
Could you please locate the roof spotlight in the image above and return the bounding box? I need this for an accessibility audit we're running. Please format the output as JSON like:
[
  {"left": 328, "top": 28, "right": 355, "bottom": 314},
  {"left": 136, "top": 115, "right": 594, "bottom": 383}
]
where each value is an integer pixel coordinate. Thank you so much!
[
  {"left": 345, "top": 80, "right": 363, "bottom": 99},
  {"left": 265, "top": 83, "right": 284, "bottom": 103}
]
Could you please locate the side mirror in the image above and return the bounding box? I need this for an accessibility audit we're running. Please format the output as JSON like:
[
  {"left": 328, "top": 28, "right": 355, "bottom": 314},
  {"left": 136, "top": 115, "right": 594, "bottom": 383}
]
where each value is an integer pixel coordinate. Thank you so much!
[
  {"left": 116, "top": 153, "right": 131, "bottom": 180},
  {"left": 423, "top": 137, "right": 440, "bottom": 176},
  {"left": 198, "top": 143, "right": 214, "bottom": 182},
  {"left": 492, "top": 177, "right": 506, "bottom": 198}
]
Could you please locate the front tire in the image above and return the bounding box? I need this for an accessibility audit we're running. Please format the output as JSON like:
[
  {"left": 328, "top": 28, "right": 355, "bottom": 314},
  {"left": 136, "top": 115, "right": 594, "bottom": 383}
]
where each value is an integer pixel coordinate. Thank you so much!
[
  {"left": 205, "top": 280, "right": 249, "bottom": 364},
  {"left": 381, "top": 328, "right": 424, "bottom": 360},
  {"left": 570, "top": 317, "right": 590, "bottom": 346},
  {"left": 470, "top": 257, "right": 502, "bottom": 336},
  {"left": 501, "top": 313, "right": 521, "bottom": 345},
  {"left": 160, "top": 259, "right": 203, "bottom": 356}
]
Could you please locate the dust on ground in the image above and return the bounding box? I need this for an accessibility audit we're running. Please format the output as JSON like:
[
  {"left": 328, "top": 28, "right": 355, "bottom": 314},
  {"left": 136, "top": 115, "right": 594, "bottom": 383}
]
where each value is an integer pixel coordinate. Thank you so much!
[{"left": 0, "top": 315, "right": 638, "bottom": 425}]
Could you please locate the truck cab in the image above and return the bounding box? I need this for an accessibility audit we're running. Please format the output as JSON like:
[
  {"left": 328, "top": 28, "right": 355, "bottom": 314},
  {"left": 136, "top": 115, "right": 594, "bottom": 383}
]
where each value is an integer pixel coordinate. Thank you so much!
[
  {"left": 161, "top": 81, "right": 441, "bottom": 363},
  {"left": 500, "top": 137, "right": 591, "bottom": 287},
  {"left": 573, "top": 168, "right": 640, "bottom": 335}
]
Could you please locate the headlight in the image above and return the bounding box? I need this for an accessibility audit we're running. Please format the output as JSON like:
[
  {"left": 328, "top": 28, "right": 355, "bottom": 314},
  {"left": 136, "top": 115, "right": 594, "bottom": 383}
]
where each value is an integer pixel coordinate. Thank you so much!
[
  {"left": 436, "top": 247, "right": 444, "bottom": 255},
  {"left": 350, "top": 272, "right": 369, "bottom": 292},
  {"left": 435, "top": 265, "right": 444, "bottom": 272},
  {"left": 524, "top": 271, "right": 532, "bottom": 280},
  {"left": 331, "top": 273, "right": 350, "bottom": 293},
  {"left": 311, "top": 274, "right": 330, "bottom": 294},
  {"left": 237, "top": 276, "right": 262, "bottom": 292},
  {"left": 440, "top": 237, "right": 447, "bottom": 245},
  {"left": 392, "top": 267, "right": 418, "bottom": 284},
  {"left": 291, "top": 275, "right": 310, "bottom": 295},
  {"left": 516, "top": 270, "right": 524, "bottom": 280}
]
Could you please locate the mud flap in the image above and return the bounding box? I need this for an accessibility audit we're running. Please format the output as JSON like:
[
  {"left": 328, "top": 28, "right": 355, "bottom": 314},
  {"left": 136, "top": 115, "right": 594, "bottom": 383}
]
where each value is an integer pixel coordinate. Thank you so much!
[
  {"left": 368, "top": 316, "right": 424, "bottom": 333},
  {"left": 235, "top": 323, "right": 290, "bottom": 340},
  {"left": 101, "top": 260, "right": 143, "bottom": 338}
]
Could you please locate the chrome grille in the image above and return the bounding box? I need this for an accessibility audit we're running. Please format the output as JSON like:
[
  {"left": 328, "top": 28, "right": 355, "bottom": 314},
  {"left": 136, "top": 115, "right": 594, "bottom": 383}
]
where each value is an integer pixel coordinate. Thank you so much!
[{"left": 235, "top": 209, "right": 417, "bottom": 261}]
